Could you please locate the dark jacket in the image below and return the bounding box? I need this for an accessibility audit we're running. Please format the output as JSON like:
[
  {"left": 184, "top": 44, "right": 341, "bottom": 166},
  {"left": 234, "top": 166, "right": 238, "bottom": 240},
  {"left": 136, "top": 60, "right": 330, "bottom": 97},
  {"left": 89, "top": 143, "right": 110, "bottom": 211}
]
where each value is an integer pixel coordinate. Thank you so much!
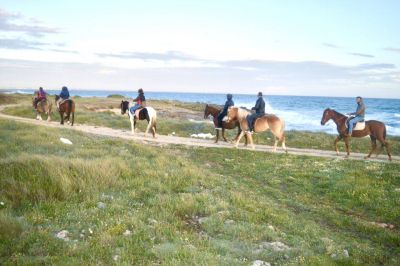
[
  {"left": 252, "top": 97, "right": 265, "bottom": 114},
  {"left": 223, "top": 99, "right": 234, "bottom": 113},
  {"left": 133, "top": 93, "right": 145, "bottom": 105},
  {"left": 60, "top": 88, "right": 70, "bottom": 100}
]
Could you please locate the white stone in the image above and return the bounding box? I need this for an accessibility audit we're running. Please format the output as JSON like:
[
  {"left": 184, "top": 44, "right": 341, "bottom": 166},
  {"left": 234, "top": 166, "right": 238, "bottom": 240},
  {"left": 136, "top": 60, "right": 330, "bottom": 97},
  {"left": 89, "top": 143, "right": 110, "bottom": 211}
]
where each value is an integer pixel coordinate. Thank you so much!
[
  {"left": 56, "top": 230, "right": 69, "bottom": 241},
  {"left": 60, "top": 137, "right": 73, "bottom": 145},
  {"left": 123, "top": 230, "right": 132, "bottom": 236},
  {"left": 251, "top": 260, "right": 271, "bottom": 266},
  {"left": 260, "top": 241, "right": 290, "bottom": 251},
  {"left": 343, "top": 249, "right": 349, "bottom": 257},
  {"left": 97, "top": 202, "right": 106, "bottom": 209},
  {"left": 113, "top": 255, "right": 120, "bottom": 261}
]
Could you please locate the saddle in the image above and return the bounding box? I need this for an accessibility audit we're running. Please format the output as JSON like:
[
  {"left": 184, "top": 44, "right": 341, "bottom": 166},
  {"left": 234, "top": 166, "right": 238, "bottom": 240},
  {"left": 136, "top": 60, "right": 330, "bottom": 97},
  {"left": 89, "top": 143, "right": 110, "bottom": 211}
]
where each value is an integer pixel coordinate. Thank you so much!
[
  {"left": 132, "top": 107, "right": 146, "bottom": 119},
  {"left": 345, "top": 117, "right": 365, "bottom": 131}
]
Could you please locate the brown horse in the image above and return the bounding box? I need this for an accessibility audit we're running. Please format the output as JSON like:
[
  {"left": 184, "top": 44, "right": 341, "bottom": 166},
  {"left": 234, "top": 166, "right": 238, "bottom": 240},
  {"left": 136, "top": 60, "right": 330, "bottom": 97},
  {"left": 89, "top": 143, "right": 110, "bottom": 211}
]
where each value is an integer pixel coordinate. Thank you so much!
[
  {"left": 55, "top": 95, "right": 75, "bottom": 125},
  {"left": 226, "top": 107, "right": 287, "bottom": 152},
  {"left": 204, "top": 104, "right": 246, "bottom": 144},
  {"left": 32, "top": 98, "right": 52, "bottom": 121},
  {"left": 321, "top": 108, "right": 391, "bottom": 160}
]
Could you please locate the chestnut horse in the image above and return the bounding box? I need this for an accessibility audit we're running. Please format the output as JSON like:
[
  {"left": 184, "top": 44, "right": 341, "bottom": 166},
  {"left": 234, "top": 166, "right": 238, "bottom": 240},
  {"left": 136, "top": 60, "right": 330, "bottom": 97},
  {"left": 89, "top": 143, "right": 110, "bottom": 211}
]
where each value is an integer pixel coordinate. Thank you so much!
[
  {"left": 203, "top": 104, "right": 246, "bottom": 144},
  {"left": 32, "top": 98, "right": 52, "bottom": 121},
  {"left": 55, "top": 95, "right": 75, "bottom": 125},
  {"left": 226, "top": 107, "right": 287, "bottom": 152},
  {"left": 321, "top": 108, "right": 391, "bottom": 160},
  {"left": 120, "top": 100, "right": 157, "bottom": 138}
]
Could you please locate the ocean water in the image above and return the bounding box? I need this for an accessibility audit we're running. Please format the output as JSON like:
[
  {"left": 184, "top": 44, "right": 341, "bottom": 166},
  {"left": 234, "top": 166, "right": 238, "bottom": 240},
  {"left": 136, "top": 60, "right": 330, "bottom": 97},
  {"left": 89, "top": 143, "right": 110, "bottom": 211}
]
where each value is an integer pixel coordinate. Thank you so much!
[{"left": 3, "top": 89, "right": 400, "bottom": 136}]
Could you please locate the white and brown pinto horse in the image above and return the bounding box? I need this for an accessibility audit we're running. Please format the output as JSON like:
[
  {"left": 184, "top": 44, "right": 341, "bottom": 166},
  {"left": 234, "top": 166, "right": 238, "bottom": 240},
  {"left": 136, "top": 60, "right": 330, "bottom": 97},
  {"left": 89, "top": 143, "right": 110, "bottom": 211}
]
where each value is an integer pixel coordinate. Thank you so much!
[
  {"left": 120, "top": 100, "right": 157, "bottom": 138},
  {"left": 226, "top": 107, "right": 287, "bottom": 152}
]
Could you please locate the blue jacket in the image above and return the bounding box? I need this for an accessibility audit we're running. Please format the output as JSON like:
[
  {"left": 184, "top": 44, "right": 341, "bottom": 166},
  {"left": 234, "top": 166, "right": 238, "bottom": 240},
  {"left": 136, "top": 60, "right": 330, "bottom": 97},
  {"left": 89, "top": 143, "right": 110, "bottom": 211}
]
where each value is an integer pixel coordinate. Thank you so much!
[
  {"left": 223, "top": 99, "right": 234, "bottom": 113},
  {"left": 60, "top": 89, "right": 70, "bottom": 100},
  {"left": 252, "top": 97, "right": 265, "bottom": 114}
]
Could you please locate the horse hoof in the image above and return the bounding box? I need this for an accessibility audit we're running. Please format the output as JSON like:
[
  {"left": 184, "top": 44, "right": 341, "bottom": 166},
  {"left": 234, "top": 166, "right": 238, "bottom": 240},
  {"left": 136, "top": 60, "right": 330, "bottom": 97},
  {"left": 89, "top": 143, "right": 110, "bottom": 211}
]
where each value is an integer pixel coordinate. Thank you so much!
[{"left": 364, "top": 156, "right": 369, "bottom": 160}]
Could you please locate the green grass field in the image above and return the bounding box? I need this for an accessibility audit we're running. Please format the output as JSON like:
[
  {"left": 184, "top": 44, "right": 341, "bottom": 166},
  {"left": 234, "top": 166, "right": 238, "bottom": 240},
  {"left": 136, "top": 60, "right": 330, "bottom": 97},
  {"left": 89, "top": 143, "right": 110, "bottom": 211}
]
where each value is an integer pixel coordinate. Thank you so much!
[{"left": 0, "top": 115, "right": 399, "bottom": 265}]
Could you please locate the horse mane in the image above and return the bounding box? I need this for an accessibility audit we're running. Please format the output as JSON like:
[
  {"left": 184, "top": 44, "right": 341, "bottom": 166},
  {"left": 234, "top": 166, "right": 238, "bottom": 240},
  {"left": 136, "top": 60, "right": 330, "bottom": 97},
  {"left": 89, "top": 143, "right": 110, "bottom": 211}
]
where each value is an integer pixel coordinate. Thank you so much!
[
  {"left": 232, "top": 106, "right": 250, "bottom": 118},
  {"left": 330, "top": 108, "right": 346, "bottom": 118}
]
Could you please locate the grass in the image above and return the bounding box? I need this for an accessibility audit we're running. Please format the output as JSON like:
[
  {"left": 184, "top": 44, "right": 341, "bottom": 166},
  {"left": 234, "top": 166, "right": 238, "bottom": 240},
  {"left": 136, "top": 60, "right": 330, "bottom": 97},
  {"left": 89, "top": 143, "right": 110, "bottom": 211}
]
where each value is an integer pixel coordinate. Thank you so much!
[
  {"left": 0, "top": 117, "right": 399, "bottom": 265},
  {"left": 1, "top": 93, "right": 399, "bottom": 156}
]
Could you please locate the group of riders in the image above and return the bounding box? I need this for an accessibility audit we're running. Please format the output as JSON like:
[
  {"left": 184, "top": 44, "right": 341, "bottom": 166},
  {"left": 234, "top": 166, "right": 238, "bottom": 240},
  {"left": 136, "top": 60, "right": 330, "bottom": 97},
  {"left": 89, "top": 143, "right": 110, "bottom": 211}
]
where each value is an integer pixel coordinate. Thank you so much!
[
  {"left": 33, "top": 86, "right": 70, "bottom": 109},
  {"left": 214, "top": 92, "right": 366, "bottom": 136},
  {"left": 34, "top": 86, "right": 366, "bottom": 136}
]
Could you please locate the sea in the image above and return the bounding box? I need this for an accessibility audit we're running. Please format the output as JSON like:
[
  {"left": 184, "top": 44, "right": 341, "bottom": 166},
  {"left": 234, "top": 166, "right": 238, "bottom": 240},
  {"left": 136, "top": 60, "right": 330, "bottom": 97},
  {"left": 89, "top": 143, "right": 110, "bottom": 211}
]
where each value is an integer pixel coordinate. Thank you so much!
[{"left": 2, "top": 89, "right": 400, "bottom": 136}]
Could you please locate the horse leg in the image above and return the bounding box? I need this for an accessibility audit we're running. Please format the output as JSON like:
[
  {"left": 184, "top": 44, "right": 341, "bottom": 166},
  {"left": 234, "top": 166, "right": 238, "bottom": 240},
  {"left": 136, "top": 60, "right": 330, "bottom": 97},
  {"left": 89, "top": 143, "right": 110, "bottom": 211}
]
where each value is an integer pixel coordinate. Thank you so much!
[
  {"left": 234, "top": 130, "right": 244, "bottom": 148},
  {"left": 59, "top": 111, "right": 64, "bottom": 125},
  {"left": 378, "top": 137, "right": 392, "bottom": 161},
  {"left": 151, "top": 119, "right": 156, "bottom": 138},
  {"left": 344, "top": 137, "right": 350, "bottom": 157},
  {"left": 273, "top": 137, "right": 278, "bottom": 152},
  {"left": 222, "top": 128, "right": 228, "bottom": 142},
  {"left": 36, "top": 113, "right": 42, "bottom": 120},
  {"left": 215, "top": 128, "right": 219, "bottom": 143},
  {"left": 365, "top": 135, "right": 377, "bottom": 159},
  {"left": 130, "top": 116, "right": 135, "bottom": 134},
  {"left": 334, "top": 136, "right": 342, "bottom": 156},
  {"left": 249, "top": 132, "right": 255, "bottom": 150},
  {"left": 281, "top": 134, "right": 287, "bottom": 153}
]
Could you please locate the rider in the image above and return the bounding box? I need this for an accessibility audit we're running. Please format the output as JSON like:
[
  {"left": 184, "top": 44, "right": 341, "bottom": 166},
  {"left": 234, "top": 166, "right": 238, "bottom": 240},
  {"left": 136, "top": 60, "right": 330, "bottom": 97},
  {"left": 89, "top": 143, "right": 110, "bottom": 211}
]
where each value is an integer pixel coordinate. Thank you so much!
[
  {"left": 130, "top": 88, "right": 146, "bottom": 114},
  {"left": 33, "top": 87, "right": 47, "bottom": 108},
  {"left": 57, "top": 86, "right": 70, "bottom": 108},
  {"left": 246, "top": 92, "right": 265, "bottom": 133},
  {"left": 346, "top": 96, "right": 366, "bottom": 136},
  {"left": 215, "top": 94, "right": 234, "bottom": 130}
]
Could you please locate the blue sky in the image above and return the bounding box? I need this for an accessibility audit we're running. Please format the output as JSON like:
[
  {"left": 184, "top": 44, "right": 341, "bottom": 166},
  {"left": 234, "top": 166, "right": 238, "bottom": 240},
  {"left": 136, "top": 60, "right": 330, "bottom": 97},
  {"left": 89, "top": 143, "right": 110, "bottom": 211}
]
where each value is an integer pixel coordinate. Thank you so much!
[{"left": 1, "top": 0, "right": 400, "bottom": 97}]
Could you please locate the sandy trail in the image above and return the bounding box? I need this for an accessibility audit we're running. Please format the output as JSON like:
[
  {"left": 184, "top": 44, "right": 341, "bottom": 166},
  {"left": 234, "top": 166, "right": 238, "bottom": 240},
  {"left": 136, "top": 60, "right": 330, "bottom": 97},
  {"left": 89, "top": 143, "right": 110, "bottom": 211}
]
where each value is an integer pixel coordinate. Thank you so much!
[{"left": 0, "top": 105, "right": 398, "bottom": 163}]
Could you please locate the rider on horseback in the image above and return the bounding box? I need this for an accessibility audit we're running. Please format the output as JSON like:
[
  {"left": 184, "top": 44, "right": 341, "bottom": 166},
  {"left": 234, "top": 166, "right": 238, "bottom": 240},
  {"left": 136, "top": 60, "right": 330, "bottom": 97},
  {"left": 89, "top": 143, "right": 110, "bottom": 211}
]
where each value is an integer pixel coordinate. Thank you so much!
[
  {"left": 130, "top": 88, "right": 146, "bottom": 115},
  {"left": 215, "top": 94, "right": 234, "bottom": 130},
  {"left": 246, "top": 92, "right": 265, "bottom": 133},
  {"left": 346, "top": 96, "right": 366, "bottom": 136},
  {"left": 33, "top": 87, "right": 47, "bottom": 109},
  {"left": 57, "top": 86, "right": 70, "bottom": 108}
]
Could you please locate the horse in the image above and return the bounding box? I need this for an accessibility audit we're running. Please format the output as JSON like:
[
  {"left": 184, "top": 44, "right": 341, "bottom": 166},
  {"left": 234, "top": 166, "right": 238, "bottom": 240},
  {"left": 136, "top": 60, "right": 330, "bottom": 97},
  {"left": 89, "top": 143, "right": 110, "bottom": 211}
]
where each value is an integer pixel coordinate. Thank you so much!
[
  {"left": 203, "top": 104, "right": 247, "bottom": 144},
  {"left": 55, "top": 95, "right": 75, "bottom": 126},
  {"left": 32, "top": 98, "right": 52, "bottom": 121},
  {"left": 120, "top": 100, "right": 157, "bottom": 138},
  {"left": 226, "top": 106, "right": 287, "bottom": 152},
  {"left": 320, "top": 108, "right": 391, "bottom": 160}
]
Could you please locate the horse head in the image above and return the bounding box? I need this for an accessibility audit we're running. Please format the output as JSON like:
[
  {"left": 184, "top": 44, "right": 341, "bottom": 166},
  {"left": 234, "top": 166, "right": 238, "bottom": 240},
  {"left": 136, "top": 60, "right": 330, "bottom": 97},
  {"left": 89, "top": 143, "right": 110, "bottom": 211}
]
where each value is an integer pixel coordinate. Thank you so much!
[
  {"left": 226, "top": 106, "right": 238, "bottom": 122},
  {"left": 204, "top": 104, "right": 209, "bottom": 119},
  {"left": 321, "top": 108, "right": 332, "bottom": 125},
  {"left": 120, "top": 100, "right": 129, "bottom": 115}
]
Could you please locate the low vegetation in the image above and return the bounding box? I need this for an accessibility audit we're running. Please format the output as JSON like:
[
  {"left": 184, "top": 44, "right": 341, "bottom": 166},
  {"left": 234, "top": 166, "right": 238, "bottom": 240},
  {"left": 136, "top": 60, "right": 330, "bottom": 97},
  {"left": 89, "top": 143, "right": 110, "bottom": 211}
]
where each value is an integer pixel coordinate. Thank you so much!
[{"left": 0, "top": 118, "right": 399, "bottom": 265}]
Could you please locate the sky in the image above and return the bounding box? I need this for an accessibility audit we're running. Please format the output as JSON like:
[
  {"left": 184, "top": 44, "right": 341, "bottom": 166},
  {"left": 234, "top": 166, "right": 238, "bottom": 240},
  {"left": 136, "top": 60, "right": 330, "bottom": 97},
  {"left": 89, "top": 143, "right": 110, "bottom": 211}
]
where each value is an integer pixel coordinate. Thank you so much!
[{"left": 0, "top": 0, "right": 400, "bottom": 98}]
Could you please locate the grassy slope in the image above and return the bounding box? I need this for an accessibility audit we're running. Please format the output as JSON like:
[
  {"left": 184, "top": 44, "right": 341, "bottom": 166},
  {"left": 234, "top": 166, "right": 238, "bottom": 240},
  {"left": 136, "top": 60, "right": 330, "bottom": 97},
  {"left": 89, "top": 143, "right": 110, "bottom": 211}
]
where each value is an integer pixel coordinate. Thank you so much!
[
  {"left": 0, "top": 119, "right": 399, "bottom": 265},
  {"left": 1, "top": 93, "right": 399, "bottom": 155}
]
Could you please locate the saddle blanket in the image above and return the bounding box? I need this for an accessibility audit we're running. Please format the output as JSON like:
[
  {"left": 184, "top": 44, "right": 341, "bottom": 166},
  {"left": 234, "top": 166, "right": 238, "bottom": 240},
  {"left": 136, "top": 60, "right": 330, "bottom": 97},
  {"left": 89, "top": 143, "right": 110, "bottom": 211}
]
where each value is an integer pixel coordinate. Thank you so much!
[{"left": 346, "top": 120, "right": 365, "bottom": 131}]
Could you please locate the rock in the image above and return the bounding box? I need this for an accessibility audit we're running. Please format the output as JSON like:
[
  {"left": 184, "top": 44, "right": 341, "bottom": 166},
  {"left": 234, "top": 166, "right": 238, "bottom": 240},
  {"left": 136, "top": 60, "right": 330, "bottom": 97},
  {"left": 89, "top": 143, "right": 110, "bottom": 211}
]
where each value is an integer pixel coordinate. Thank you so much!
[
  {"left": 123, "top": 230, "right": 132, "bottom": 236},
  {"left": 55, "top": 230, "right": 69, "bottom": 241},
  {"left": 331, "top": 253, "right": 337, "bottom": 259},
  {"left": 197, "top": 217, "right": 208, "bottom": 224},
  {"left": 225, "top": 219, "right": 234, "bottom": 225},
  {"left": 88, "top": 228, "right": 93, "bottom": 235},
  {"left": 267, "top": 225, "right": 274, "bottom": 231},
  {"left": 343, "top": 249, "right": 349, "bottom": 258},
  {"left": 260, "top": 241, "right": 290, "bottom": 251},
  {"left": 113, "top": 255, "right": 120, "bottom": 261},
  {"left": 100, "top": 194, "right": 114, "bottom": 201},
  {"left": 148, "top": 218, "right": 158, "bottom": 224},
  {"left": 97, "top": 202, "right": 106, "bottom": 209},
  {"left": 251, "top": 260, "right": 271, "bottom": 266},
  {"left": 60, "top": 137, "right": 73, "bottom": 145}
]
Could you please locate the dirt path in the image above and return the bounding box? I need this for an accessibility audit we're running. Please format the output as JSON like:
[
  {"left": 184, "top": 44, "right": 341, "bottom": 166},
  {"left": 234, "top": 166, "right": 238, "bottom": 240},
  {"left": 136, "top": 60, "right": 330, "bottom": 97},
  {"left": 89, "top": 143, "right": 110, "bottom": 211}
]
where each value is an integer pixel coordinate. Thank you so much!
[{"left": 0, "top": 105, "right": 398, "bottom": 163}]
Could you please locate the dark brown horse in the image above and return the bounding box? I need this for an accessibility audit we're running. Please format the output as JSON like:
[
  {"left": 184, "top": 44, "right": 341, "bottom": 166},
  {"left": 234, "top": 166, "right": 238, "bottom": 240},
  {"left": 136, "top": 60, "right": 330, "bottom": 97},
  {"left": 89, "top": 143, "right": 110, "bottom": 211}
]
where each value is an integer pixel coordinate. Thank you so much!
[
  {"left": 204, "top": 104, "right": 246, "bottom": 144},
  {"left": 55, "top": 95, "right": 75, "bottom": 126},
  {"left": 321, "top": 108, "right": 391, "bottom": 160}
]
